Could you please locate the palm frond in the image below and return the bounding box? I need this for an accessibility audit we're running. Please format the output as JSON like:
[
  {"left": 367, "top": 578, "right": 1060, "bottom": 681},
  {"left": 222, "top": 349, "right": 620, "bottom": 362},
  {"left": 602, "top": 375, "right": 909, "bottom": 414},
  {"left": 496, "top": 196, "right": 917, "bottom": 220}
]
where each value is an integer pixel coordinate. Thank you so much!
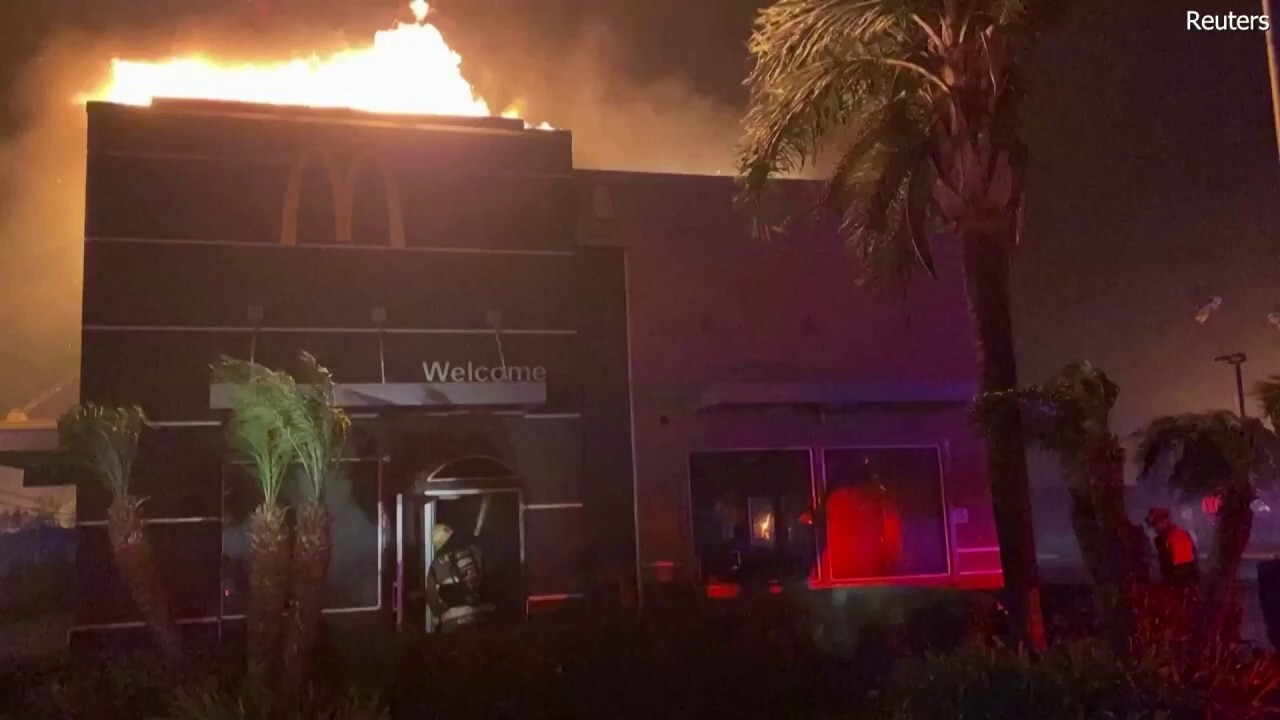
[
  {"left": 736, "top": 0, "right": 943, "bottom": 286},
  {"left": 212, "top": 357, "right": 298, "bottom": 509},
  {"left": 57, "top": 404, "right": 146, "bottom": 498},
  {"left": 974, "top": 361, "right": 1120, "bottom": 487},
  {"left": 830, "top": 100, "right": 937, "bottom": 287},
  {"left": 737, "top": 0, "right": 1055, "bottom": 287},
  {"left": 1134, "top": 411, "right": 1255, "bottom": 498},
  {"left": 975, "top": 384, "right": 1083, "bottom": 456},
  {"left": 285, "top": 352, "right": 351, "bottom": 501},
  {"left": 737, "top": 0, "right": 936, "bottom": 202}
]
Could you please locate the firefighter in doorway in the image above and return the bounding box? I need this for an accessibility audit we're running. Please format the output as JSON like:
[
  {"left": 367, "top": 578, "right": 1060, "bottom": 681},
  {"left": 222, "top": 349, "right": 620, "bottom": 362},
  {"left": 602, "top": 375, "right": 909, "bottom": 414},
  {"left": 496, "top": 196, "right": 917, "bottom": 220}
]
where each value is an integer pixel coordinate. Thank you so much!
[
  {"left": 425, "top": 524, "right": 494, "bottom": 633},
  {"left": 1146, "top": 508, "right": 1199, "bottom": 588}
]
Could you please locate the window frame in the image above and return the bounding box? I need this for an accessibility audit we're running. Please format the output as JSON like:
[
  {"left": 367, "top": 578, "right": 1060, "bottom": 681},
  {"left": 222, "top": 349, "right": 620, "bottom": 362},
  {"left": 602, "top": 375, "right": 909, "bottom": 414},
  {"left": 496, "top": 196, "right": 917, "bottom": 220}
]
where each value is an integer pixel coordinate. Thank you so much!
[
  {"left": 685, "top": 446, "right": 819, "bottom": 586},
  {"left": 685, "top": 443, "right": 954, "bottom": 589},
  {"left": 818, "top": 444, "right": 953, "bottom": 583}
]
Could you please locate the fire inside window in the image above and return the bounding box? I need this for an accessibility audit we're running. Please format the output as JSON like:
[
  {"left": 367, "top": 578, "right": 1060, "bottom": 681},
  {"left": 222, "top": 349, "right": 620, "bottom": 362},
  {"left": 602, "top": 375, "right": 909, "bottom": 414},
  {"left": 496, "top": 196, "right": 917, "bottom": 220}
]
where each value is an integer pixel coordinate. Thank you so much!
[{"left": 750, "top": 498, "right": 775, "bottom": 546}]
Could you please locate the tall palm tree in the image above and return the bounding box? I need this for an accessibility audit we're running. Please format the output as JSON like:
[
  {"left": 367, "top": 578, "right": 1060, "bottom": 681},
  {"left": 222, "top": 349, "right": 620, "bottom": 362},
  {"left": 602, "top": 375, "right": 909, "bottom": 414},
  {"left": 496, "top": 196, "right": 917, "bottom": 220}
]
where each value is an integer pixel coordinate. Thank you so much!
[
  {"left": 737, "top": 0, "right": 1060, "bottom": 647},
  {"left": 976, "top": 362, "right": 1135, "bottom": 644},
  {"left": 1136, "top": 411, "right": 1280, "bottom": 646},
  {"left": 58, "top": 404, "right": 183, "bottom": 665},
  {"left": 279, "top": 353, "right": 350, "bottom": 699},
  {"left": 212, "top": 358, "right": 298, "bottom": 685}
]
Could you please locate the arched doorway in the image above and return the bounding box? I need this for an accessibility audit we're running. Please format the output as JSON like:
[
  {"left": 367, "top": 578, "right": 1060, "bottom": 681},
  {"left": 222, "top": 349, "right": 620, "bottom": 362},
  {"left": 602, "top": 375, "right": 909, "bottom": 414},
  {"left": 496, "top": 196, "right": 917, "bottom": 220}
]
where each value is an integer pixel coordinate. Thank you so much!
[{"left": 395, "top": 455, "right": 524, "bottom": 632}]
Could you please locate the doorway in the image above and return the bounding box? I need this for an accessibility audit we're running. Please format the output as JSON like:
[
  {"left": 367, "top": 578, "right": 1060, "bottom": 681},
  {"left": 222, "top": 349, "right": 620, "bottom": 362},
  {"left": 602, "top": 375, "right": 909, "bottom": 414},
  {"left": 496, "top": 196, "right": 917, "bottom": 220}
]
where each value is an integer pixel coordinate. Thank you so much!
[{"left": 393, "top": 457, "right": 524, "bottom": 633}]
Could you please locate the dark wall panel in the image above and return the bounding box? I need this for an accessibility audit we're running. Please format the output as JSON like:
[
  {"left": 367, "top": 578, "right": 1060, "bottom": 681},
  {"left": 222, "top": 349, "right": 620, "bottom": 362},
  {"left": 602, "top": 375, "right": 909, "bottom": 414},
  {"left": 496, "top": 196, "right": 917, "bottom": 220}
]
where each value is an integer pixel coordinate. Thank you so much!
[
  {"left": 86, "top": 154, "right": 286, "bottom": 244},
  {"left": 524, "top": 509, "right": 585, "bottom": 596},
  {"left": 83, "top": 241, "right": 577, "bottom": 330},
  {"left": 77, "top": 426, "right": 224, "bottom": 522},
  {"left": 253, "top": 333, "right": 385, "bottom": 384},
  {"left": 503, "top": 417, "right": 583, "bottom": 506},
  {"left": 80, "top": 330, "right": 250, "bottom": 423},
  {"left": 86, "top": 154, "right": 573, "bottom": 251},
  {"left": 395, "top": 171, "right": 573, "bottom": 251},
  {"left": 75, "top": 524, "right": 221, "bottom": 625},
  {"left": 574, "top": 248, "right": 637, "bottom": 584}
]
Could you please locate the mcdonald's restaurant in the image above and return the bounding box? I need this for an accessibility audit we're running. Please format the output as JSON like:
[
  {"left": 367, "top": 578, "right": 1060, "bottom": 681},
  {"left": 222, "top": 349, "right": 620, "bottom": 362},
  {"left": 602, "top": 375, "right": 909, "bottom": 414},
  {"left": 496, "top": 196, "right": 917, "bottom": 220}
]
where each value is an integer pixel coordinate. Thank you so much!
[{"left": 15, "top": 99, "right": 1002, "bottom": 642}]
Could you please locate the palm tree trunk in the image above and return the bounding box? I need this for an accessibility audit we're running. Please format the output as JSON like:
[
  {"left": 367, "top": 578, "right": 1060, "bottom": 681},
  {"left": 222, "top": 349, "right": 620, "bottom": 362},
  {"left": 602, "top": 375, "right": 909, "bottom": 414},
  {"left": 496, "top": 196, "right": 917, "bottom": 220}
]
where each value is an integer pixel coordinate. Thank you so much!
[
  {"left": 1200, "top": 480, "right": 1253, "bottom": 647},
  {"left": 107, "top": 495, "right": 183, "bottom": 666},
  {"left": 961, "top": 232, "right": 1046, "bottom": 651},
  {"left": 1067, "top": 487, "right": 1108, "bottom": 586},
  {"left": 1082, "top": 441, "right": 1138, "bottom": 647},
  {"left": 280, "top": 500, "right": 333, "bottom": 699},
  {"left": 247, "top": 504, "right": 291, "bottom": 686}
]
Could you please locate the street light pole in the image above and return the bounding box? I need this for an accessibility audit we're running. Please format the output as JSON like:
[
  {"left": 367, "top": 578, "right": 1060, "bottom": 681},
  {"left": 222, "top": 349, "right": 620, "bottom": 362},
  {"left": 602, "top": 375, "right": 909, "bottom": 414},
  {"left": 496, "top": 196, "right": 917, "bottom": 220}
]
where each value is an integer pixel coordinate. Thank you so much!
[{"left": 1215, "top": 352, "right": 1249, "bottom": 417}]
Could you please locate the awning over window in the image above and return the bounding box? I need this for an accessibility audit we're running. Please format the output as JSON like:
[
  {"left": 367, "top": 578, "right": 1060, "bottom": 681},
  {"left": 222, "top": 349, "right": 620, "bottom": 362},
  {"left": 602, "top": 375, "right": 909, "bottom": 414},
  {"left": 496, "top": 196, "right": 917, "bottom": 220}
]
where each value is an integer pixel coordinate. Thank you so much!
[{"left": 695, "top": 381, "right": 978, "bottom": 411}]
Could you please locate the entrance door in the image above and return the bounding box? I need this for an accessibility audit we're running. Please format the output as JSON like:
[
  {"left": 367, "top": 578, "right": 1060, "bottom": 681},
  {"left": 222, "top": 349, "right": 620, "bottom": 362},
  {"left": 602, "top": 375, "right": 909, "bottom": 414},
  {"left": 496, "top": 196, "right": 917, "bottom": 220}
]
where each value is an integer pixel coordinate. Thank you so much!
[{"left": 395, "top": 490, "right": 524, "bottom": 632}]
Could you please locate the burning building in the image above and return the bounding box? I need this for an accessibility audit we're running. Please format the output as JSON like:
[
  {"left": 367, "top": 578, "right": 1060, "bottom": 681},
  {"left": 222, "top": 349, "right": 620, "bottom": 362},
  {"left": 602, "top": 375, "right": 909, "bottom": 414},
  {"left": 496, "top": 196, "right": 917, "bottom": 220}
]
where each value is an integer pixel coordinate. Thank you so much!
[{"left": 1, "top": 5, "right": 1002, "bottom": 643}]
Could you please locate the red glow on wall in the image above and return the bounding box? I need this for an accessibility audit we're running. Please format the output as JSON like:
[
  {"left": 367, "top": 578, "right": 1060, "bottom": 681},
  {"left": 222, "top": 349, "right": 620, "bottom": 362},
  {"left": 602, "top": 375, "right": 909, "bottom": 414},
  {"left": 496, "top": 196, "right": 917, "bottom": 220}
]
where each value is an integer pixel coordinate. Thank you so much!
[{"left": 826, "top": 485, "right": 903, "bottom": 580}]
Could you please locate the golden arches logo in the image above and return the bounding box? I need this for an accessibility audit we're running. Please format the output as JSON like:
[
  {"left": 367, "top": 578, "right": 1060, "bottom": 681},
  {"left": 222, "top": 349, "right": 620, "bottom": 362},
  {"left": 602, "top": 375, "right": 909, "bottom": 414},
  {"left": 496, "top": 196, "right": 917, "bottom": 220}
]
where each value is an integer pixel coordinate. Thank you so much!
[{"left": 280, "top": 149, "right": 406, "bottom": 248}]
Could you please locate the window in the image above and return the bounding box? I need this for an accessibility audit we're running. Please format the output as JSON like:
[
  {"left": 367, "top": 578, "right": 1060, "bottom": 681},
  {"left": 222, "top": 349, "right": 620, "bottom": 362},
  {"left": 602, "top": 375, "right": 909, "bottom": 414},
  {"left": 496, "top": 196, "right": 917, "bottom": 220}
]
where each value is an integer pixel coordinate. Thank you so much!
[
  {"left": 821, "top": 447, "right": 949, "bottom": 580},
  {"left": 689, "top": 450, "right": 816, "bottom": 585}
]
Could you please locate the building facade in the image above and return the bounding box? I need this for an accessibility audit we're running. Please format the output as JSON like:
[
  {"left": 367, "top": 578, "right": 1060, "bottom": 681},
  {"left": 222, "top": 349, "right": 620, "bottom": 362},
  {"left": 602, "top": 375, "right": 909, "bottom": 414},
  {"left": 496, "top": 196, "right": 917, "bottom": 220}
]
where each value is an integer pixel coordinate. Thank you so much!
[
  {"left": 582, "top": 171, "right": 1000, "bottom": 591},
  {"left": 74, "top": 101, "right": 633, "bottom": 638},
  {"left": 42, "top": 100, "right": 997, "bottom": 641}
]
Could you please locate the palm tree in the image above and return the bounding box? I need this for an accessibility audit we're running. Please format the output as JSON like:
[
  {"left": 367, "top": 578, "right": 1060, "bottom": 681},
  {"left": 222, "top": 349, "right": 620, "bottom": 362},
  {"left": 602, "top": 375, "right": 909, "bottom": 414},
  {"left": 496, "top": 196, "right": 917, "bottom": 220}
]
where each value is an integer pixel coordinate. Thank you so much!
[
  {"left": 737, "top": 0, "right": 1060, "bottom": 647},
  {"left": 58, "top": 405, "right": 183, "bottom": 665},
  {"left": 212, "top": 358, "right": 298, "bottom": 685},
  {"left": 279, "top": 353, "right": 350, "bottom": 699},
  {"left": 976, "top": 362, "right": 1136, "bottom": 643},
  {"left": 1136, "top": 411, "right": 1280, "bottom": 646}
]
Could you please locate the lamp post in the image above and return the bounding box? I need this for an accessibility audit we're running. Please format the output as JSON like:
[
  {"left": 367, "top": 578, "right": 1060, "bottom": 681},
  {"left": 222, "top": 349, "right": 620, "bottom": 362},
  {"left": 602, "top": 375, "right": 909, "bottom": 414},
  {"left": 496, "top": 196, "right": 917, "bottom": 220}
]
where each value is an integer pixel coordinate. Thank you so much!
[{"left": 1214, "top": 352, "right": 1249, "bottom": 417}]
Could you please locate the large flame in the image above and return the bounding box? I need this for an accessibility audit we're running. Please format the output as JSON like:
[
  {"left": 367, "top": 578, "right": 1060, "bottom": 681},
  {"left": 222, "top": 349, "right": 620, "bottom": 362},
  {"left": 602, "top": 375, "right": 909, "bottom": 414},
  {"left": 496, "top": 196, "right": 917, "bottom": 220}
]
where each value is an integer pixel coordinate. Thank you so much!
[{"left": 87, "top": 1, "right": 546, "bottom": 125}]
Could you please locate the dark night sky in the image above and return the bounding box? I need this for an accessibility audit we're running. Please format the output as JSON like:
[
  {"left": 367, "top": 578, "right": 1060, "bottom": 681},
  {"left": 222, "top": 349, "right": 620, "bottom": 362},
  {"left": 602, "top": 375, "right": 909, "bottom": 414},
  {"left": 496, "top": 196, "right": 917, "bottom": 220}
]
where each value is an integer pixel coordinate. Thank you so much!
[{"left": 0, "top": 0, "right": 1277, "bottom": 491}]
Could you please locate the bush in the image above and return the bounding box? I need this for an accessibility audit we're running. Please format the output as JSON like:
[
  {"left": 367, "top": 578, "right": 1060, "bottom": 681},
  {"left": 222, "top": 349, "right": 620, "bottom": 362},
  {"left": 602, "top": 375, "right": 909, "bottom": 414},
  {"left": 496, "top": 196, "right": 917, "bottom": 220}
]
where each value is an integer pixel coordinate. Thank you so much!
[
  {"left": 1, "top": 652, "right": 173, "bottom": 719},
  {"left": 880, "top": 633, "right": 1280, "bottom": 720},
  {"left": 167, "top": 685, "right": 388, "bottom": 720},
  {"left": 881, "top": 641, "right": 1189, "bottom": 720}
]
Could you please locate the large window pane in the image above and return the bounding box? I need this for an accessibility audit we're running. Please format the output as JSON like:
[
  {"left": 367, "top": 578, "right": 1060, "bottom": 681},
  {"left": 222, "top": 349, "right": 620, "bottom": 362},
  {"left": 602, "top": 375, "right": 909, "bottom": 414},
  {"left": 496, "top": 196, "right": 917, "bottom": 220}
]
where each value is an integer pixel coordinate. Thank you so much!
[
  {"left": 822, "top": 447, "right": 948, "bottom": 580},
  {"left": 689, "top": 450, "right": 815, "bottom": 585}
]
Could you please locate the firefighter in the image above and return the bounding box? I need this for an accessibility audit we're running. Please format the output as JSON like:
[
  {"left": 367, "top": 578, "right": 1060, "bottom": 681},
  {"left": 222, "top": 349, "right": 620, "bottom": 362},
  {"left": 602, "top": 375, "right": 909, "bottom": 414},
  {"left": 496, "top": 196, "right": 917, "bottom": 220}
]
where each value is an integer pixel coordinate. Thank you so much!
[
  {"left": 1146, "top": 507, "right": 1199, "bottom": 587},
  {"left": 424, "top": 523, "right": 493, "bottom": 633}
]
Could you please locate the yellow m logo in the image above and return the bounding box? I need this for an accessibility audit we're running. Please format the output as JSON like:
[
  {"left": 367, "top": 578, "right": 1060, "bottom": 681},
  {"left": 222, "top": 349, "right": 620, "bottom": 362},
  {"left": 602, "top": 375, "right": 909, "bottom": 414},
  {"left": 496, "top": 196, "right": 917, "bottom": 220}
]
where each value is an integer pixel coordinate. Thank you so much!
[{"left": 280, "top": 150, "right": 406, "bottom": 248}]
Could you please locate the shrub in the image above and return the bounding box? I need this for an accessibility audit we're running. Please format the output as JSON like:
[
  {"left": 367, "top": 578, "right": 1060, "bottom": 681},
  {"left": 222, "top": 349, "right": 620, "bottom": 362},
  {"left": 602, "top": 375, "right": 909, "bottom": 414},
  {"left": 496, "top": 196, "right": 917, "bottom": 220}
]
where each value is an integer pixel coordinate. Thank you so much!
[
  {"left": 1129, "top": 583, "right": 1280, "bottom": 718},
  {"left": 2, "top": 652, "right": 173, "bottom": 719},
  {"left": 881, "top": 641, "right": 1189, "bottom": 719},
  {"left": 167, "top": 685, "right": 388, "bottom": 720}
]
